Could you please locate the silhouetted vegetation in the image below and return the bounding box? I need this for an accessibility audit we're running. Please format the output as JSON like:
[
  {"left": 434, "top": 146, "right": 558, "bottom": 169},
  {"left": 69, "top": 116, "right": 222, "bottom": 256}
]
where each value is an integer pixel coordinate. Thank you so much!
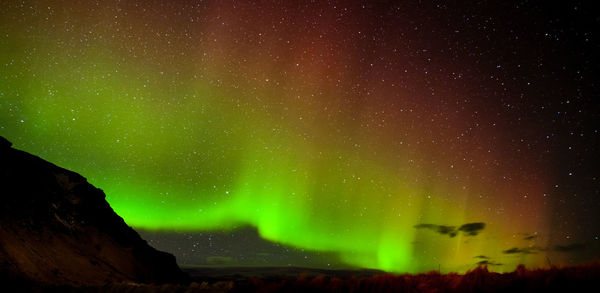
[{"left": 9, "top": 262, "right": 599, "bottom": 292}]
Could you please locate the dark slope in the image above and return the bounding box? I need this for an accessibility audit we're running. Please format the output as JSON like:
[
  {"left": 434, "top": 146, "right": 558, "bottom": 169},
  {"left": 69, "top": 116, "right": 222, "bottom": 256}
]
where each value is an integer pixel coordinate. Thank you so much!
[{"left": 0, "top": 136, "right": 188, "bottom": 286}]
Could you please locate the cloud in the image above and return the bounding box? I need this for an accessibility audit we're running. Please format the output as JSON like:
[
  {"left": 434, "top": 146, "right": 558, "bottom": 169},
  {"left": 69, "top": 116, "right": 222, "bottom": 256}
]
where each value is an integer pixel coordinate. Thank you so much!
[
  {"left": 502, "top": 246, "right": 545, "bottom": 255},
  {"left": 413, "top": 224, "right": 456, "bottom": 237},
  {"left": 414, "top": 222, "right": 485, "bottom": 237},
  {"left": 414, "top": 224, "right": 458, "bottom": 237},
  {"left": 476, "top": 260, "right": 503, "bottom": 266},
  {"left": 504, "top": 247, "right": 532, "bottom": 254},
  {"left": 523, "top": 234, "right": 538, "bottom": 240},
  {"left": 458, "top": 223, "right": 485, "bottom": 236},
  {"left": 474, "top": 255, "right": 490, "bottom": 259},
  {"left": 503, "top": 247, "right": 529, "bottom": 254},
  {"left": 503, "top": 243, "right": 585, "bottom": 255},
  {"left": 554, "top": 243, "right": 585, "bottom": 252}
]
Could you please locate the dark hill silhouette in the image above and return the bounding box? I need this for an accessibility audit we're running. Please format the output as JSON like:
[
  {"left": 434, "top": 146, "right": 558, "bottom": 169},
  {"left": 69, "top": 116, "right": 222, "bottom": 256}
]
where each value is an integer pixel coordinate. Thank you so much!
[
  {"left": 2, "top": 136, "right": 599, "bottom": 292},
  {"left": 0, "top": 136, "right": 189, "bottom": 287}
]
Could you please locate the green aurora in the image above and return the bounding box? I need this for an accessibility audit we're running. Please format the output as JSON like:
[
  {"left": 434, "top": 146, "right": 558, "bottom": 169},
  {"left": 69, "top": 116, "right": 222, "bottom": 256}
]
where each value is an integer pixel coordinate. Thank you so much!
[{"left": 2, "top": 0, "right": 597, "bottom": 273}]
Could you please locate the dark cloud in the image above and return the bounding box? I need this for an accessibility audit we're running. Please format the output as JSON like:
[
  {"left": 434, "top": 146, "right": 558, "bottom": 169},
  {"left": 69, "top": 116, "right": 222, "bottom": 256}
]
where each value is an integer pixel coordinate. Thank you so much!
[
  {"left": 458, "top": 223, "right": 485, "bottom": 236},
  {"left": 137, "top": 226, "right": 345, "bottom": 268},
  {"left": 503, "top": 247, "right": 525, "bottom": 254},
  {"left": 503, "top": 247, "right": 535, "bottom": 255},
  {"left": 503, "top": 246, "right": 545, "bottom": 255},
  {"left": 474, "top": 255, "right": 490, "bottom": 259},
  {"left": 523, "top": 234, "right": 538, "bottom": 240},
  {"left": 414, "top": 224, "right": 458, "bottom": 237},
  {"left": 414, "top": 222, "right": 485, "bottom": 237},
  {"left": 503, "top": 243, "right": 585, "bottom": 255},
  {"left": 476, "top": 260, "right": 503, "bottom": 266},
  {"left": 436, "top": 225, "right": 458, "bottom": 237},
  {"left": 554, "top": 243, "right": 585, "bottom": 252}
]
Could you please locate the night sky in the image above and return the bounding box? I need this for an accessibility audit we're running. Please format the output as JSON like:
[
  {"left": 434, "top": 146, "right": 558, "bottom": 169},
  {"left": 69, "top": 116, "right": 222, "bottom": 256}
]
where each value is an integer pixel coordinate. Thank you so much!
[{"left": 1, "top": 0, "right": 599, "bottom": 273}]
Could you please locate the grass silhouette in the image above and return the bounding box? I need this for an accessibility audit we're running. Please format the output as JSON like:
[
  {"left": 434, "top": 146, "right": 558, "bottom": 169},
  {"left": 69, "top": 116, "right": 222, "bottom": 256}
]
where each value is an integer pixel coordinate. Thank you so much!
[{"left": 4, "top": 262, "right": 599, "bottom": 292}]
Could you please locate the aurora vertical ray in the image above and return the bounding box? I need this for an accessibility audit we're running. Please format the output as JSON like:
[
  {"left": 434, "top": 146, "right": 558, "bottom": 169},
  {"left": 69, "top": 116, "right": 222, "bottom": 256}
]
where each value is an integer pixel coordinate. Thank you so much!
[{"left": 1, "top": 0, "right": 599, "bottom": 273}]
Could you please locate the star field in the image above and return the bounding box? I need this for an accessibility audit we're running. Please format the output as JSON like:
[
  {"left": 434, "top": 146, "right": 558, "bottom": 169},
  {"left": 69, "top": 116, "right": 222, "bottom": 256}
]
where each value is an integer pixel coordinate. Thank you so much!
[{"left": 1, "top": 0, "right": 599, "bottom": 273}]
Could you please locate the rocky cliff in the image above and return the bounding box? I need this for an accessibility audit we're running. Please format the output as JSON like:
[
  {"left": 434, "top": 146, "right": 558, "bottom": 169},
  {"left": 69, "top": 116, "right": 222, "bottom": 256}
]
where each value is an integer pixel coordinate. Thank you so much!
[{"left": 0, "top": 136, "right": 189, "bottom": 286}]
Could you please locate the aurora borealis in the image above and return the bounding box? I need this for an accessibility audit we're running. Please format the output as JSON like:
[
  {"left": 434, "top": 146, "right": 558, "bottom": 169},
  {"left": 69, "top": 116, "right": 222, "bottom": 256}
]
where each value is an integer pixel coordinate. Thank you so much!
[{"left": 1, "top": 0, "right": 599, "bottom": 273}]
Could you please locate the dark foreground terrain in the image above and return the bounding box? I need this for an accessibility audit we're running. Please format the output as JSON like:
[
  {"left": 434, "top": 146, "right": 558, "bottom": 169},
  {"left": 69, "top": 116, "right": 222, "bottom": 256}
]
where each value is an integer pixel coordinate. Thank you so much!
[
  {"left": 0, "top": 136, "right": 188, "bottom": 289},
  {"left": 1, "top": 138, "right": 599, "bottom": 292},
  {"left": 183, "top": 264, "right": 600, "bottom": 292},
  {"left": 5, "top": 263, "right": 599, "bottom": 292}
]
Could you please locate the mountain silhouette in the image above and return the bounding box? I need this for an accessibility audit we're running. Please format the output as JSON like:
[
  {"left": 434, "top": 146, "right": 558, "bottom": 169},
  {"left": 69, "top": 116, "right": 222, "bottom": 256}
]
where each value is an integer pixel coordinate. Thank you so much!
[{"left": 0, "top": 136, "right": 189, "bottom": 286}]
